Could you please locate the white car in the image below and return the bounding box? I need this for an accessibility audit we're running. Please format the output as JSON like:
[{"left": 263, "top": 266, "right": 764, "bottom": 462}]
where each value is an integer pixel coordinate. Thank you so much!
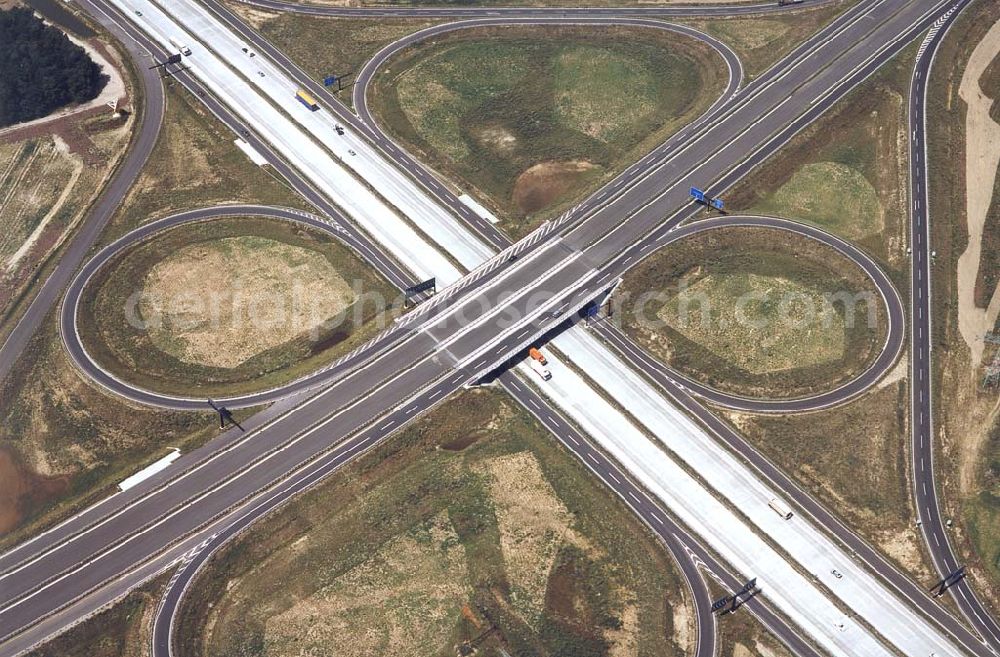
[{"left": 528, "top": 359, "right": 551, "bottom": 381}]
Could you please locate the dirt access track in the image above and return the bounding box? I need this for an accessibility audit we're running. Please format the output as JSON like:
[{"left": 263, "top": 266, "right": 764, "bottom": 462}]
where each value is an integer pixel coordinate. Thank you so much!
[
  {"left": 956, "top": 19, "right": 1000, "bottom": 365},
  {"left": 0, "top": 18, "right": 127, "bottom": 164}
]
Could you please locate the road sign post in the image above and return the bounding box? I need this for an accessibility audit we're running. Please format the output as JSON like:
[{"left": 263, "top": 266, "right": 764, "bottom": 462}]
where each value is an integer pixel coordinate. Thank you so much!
[
  {"left": 711, "top": 596, "right": 731, "bottom": 612},
  {"left": 323, "top": 74, "right": 342, "bottom": 91},
  {"left": 404, "top": 278, "right": 437, "bottom": 306}
]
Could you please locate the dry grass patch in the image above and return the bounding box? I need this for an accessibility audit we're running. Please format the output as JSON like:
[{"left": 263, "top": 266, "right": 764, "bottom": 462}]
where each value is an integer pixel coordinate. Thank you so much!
[
  {"left": 141, "top": 237, "right": 355, "bottom": 368},
  {"left": 620, "top": 227, "right": 885, "bottom": 398},
  {"left": 110, "top": 85, "right": 305, "bottom": 240},
  {"left": 80, "top": 216, "right": 395, "bottom": 397},
  {"left": 0, "top": 137, "right": 80, "bottom": 266},
  {"left": 722, "top": 380, "right": 935, "bottom": 582},
  {"left": 481, "top": 451, "right": 582, "bottom": 627},
  {"left": 264, "top": 511, "right": 468, "bottom": 657},
  {"left": 682, "top": 2, "right": 853, "bottom": 80},
  {"left": 659, "top": 271, "right": 847, "bottom": 375}
]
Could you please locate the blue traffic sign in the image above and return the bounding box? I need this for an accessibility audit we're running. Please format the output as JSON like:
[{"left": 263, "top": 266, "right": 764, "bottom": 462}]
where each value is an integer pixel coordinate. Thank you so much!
[
  {"left": 323, "top": 75, "right": 338, "bottom": 87},
  {"left": 711, "top": 197, "right": 724, "bottom": 210},
  {"left": 690, "top": 187, "right": 706, "bottom": 202}
]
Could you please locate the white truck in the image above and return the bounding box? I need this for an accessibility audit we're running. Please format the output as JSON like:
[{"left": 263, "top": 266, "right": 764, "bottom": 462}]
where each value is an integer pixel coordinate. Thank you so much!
[
  {"left": 768, "top": 497, "right": 793, "bottom": 520},
  {"left": 169, "top": 37, "right": 192, "bottom": 56}
]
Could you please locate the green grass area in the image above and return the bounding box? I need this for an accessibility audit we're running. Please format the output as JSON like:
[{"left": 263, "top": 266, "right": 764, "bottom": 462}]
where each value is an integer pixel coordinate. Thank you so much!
[
  {"left": 619, "top": 227, "right": 886, "bottom": 398},
  {"left": 371, "top": 26, "right": 725, "bottom": 237},
  {"left": 755, "top": 162, "right": 882, "bottom": 241},
  {"left": 177, "top": 388, "right": 690, "bottom": 657},
  {"left": 79, "top": 216, "right": 397, "bottom": 397},
  {"left": 660, "top": 270, "right": 848, "bottom": 376},
  {"left": 726, "top": 44, "right": 916, "bottom": 275},
  {"left": 106, "top": 82, "right": 308, "bottom": 242},
  {"left": 959, "top": 379, "right": 1000, "bottom": 590},
  {"left": 682, "top": 2, "right": 852, "bottom": 80}
]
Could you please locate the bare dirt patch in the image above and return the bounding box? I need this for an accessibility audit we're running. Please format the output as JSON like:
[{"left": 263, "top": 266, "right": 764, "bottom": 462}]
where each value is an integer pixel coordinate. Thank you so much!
[
  {"left": 0, "top": 448, "right": 68, "bottom": 534},
  {"left": 512, "top": 160, "right": 598, "bottom": 215},
  {"left": 473, "top": 124, "right": 518, "bottom": 154},
  {"left": 140, "top": 236, "right": 355, "bottom": 369},
  {"left": 956, "top": 19, "right": 1000, "bottom": 365}
]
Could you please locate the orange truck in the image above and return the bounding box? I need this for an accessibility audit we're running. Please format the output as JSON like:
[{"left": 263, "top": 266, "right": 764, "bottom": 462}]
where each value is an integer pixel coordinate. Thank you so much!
[{"left": 529, "top": 347, "right": 547, "bottom": 365}]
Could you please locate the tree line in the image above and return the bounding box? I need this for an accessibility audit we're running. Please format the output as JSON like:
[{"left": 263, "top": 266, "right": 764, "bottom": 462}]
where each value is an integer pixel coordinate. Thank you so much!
[{"left": 0, "top": 7, "right": 105, "bottom": 128}]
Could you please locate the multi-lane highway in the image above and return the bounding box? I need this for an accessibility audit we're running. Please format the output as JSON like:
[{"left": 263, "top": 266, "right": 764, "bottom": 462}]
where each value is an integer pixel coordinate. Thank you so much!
[
  {"left": 1, "top": 0, "right": 997, "bottom": 655},
  {"left": 244, "top": 0, "right": 836, "bottom": 18}
]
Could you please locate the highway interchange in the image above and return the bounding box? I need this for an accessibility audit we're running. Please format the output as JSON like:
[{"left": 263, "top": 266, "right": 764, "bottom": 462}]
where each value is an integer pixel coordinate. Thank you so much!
[{"left": 0, "top": 0, "right": 997, "bottom": 655}]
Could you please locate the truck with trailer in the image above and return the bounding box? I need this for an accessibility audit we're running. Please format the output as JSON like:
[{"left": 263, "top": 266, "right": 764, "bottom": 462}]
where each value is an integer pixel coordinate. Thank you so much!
[
  {"left": 295, "top": 89, "right": 320, "bottom": 111},
  {"left": 768, "top": 497, "right": 793, "bottom": 520},
  {"left": 168, "top": 37, "right": 191, "bottom": 56}
]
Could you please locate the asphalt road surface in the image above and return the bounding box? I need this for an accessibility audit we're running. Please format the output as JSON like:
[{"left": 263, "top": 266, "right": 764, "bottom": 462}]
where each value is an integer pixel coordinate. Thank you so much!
[
  {"left": 244, "top": 0, "right": 836, "bottom": 18},
  {"left": 905, "top": 1, "right": 1000, "bottom": 646},
  {"left": 0, "top": 0, "right": 996, "bottom": 655},
  {"left": 0, "top": 10, "right": 165, "bottom": 386}
]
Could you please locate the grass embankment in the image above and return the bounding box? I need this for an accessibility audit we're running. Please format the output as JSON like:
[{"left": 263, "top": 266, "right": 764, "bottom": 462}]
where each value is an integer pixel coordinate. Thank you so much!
[
  {"left": 25, "top": 578, "right": 165, "bottom": 657},
  {"left": 0, "top": 73, "right": 310, "bottom": 546},
  {"left": 923, "top": 0, "right": 1000, "bottom": 611},
  {"left": 177, "top": 388, "right": 692, "bottom": 657},
  {"left": 619, "top": 227, "right": 886, "bottom": 399},
  {"left": 78, "top": 216, "right": 397, "bottom": 397},
  {"left": 104, "top": 82, "right": 308, "bottom": 242},
  {"left": 371, "top": 26, "right": 725, "bottom": 238},
  {"left": 223, "top": 5, "right": 446, "bottom": 111},
  {"left": 721, "top": 379, "right": 934, "bottom": 582},
  {"left": 682, "top": 1, "right": 852, "bottom": 81},
  {"left": 726, "top": 45, "right": 915, "bottom": 282}
]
